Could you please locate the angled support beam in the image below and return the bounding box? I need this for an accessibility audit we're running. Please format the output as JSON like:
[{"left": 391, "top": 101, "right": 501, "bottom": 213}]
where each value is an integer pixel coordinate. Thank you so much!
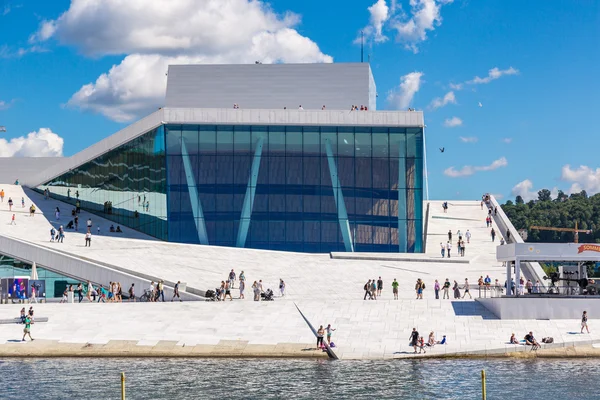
[
  {"left": 324, "top": 139, "right": 354, "bottom": 252},
  {"left": 181, "top": 138, "right": 209, "bottom": 245},
  {"left": 236, "top": 136, "right": 264, "bottom": 248}
]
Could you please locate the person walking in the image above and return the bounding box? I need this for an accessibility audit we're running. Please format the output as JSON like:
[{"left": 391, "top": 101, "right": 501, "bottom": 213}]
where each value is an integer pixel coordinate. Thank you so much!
[
  {"left": 446, "top": 241, "right": 452, "bottom": 258},
  {"left": 55, "top": 207, "right": 60, "bottom": 220},
  {"left": 21, "top": 197, "right": 24, "bottom": 208},
  {"left": 22, "top": 315, "right": 34, "bottom": 342},
  {"left": 157, "top": 280, "right": 165, "bottom": 302},
  {"left": 440, "top": 242, "right": 445, "bottom": 258},
  {"left": 462, "top": 279, "right": 472, "bottom": 299},
  {"left": 453, "top": 280, "right": 461, "bottom": 299},
  {"left": 85, "top": 231, "right": 92, "bottom": 247},
  {"left": 228, "top": 269, "right": 236, "bottom": 289},
  {"left": 8, "top": 197, "right": 13, "bottom": 211},
  {"left": 76, "top": 283, "right": 83, "bottom": 303},
  {"left": 443, "top": 279, "right": 451, "bottom": 299},
  {"left": 128, "top": 283, "right": 135, "bottom": 302},
  {"left": 279, "top": 279, "right": 286, "bottom": 297},
  {"left": 364, "top": 280, "right": 373, "bottom": 300},
  {"left": 491, "top": 228, "right": 496, "bottom": 242},
  {"left": 10, "top": 214, "right": 15, "bottom": 225},
  {"left": 239, "top": 278, "right": 245, "bottom": 299},
  {"left": 371, "top": 279, "right": 377, "bottom": 300},
  {"left": 582, "top": 311, "right": 590, "bottom": 333},
  {"left": 58, "top": 226, "right": 64, "bottom": 243},
  {"left": 0, "top": 189, "right": 4, "bottom": 202},
  {"left": 392, "top": 278, "right": 399, "bottom": 300},
  {"left": 410, "top": 328, "right": 420, "bottom": 354},
  {"left": 252, "top": 281, "right": 260, "bottom": 301},
  {"left": 377, "top": 277, "right": 383, "bottom": 297},
  {"left": 172, "top": 281, "right": 182, "bottom": 302},
  {"left": 434, "top": 279, "right": 440, "bottom": 299},
  {"left": 448, "top": 230, "right": 452, "bottom": 242},
  {"left": 415, "top": 279, "right": 424, "bottom": 300},
  {"left": 465, "top": 230, "right": 471, "bottom": 244}
]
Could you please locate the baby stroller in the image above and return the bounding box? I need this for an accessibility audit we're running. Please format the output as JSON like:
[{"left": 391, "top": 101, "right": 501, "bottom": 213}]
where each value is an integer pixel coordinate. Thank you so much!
[
  {"left": 205, "top": 289, "right": 220, "bottom": 302},
  {"left": 261, "top": 289, "right": 274, "bottom": 301}
]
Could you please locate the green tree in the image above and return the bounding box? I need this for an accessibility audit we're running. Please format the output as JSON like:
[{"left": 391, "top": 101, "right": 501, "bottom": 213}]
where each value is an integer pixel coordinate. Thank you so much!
[
  {"left": 515, "top": 195, "right": 524, "bottom": 204},
  {"left": 538, "top": 189, "right": 552, "bottom": 202}
]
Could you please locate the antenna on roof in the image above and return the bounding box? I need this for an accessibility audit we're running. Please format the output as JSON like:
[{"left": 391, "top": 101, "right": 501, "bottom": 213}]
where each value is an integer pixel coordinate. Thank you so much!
[{"left": 360, "top": 31, "right": 364, "bottom": 63}]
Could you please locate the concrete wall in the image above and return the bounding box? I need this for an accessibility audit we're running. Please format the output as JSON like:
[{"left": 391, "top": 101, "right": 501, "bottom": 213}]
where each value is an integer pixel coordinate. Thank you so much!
[
  {"left": 478, "top": 297, "right": 600, "bottom": 319},
  {"left": 162, "top": 108, "right": 423, "bottom": 127},
  {"left": 166, "top": 63, "right": 376, "bottom": 111}
]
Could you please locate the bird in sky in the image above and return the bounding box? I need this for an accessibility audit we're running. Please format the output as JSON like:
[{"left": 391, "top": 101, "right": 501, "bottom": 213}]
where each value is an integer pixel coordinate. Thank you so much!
[
  {"left": 478, "top": 102, "right": 483, "bottom": 107},
  {"left": 439, "top": 147, "right": 445, "bottom": 153}
]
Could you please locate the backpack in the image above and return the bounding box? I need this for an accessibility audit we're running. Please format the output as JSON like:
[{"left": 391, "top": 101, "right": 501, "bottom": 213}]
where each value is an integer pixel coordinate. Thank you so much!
[
  {"left": 542, "top": 337, "right": 553, "bottom": 344},
  {"left": 364, "top": 283, "right": 368, "bottom": 290},
  {"left": 422, "top": 283, "right": 426, "bottom": 289}
]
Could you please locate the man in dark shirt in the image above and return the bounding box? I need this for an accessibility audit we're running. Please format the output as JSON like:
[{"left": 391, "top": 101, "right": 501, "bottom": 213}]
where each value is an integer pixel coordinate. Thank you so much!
[
  {"left": 525, "top": 331, "right": 540, "bottom": 350},
  {"left": 410, "top": 328, "right": 420, "bottom": 353}
]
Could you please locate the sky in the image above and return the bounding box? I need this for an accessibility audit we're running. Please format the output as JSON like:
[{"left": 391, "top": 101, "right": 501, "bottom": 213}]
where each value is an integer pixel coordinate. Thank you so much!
[{"left": 0, "top": 0, "right": 599, "bottom": 202}]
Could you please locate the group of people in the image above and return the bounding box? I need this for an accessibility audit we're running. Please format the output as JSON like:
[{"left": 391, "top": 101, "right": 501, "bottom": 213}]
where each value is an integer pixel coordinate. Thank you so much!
[
  {"left": 19, "top": 307, "right": 35, "bottom": 341},
  {"left": 316, "top": 324, "right": 336, "bottom": 349},
  {"left": 409, "top": 328, "right": 447, "bottom": 354},
  {"left": 440, "top": 229, "right": 471, "bottom": 258},
  {"left": 363, "top": 277, "right": 394, "bottom": 300},
  {"left": 211, "top": 270, "right": 286, "bottom": 302}
]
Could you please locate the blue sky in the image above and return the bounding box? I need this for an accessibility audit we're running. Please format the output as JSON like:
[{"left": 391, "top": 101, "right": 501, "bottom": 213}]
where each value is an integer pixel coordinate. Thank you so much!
[{"left": 0, "top": 0, "right": 599, "bottom": 201}]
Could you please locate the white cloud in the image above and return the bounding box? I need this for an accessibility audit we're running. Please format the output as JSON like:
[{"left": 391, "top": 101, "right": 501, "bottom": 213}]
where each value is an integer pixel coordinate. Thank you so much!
[
  {"left": 502, "top": 138, "right": 512, "bottom": 144},
  {"left": 511, "top": 179, "right": 536, "bottom": 201},
  {"left": 449, "top": 82, "right": 463, "bottom": 90},
  {"left": 358, "top": 0, "right": 390, "bottom": 43},
  {"left": 478, "top": 101, "right": 482, "bottom": 107},
  {"left": 32, "top": 0, "right": 333, "bottom": 122},
  {"left": 0, "top": 128, "right": 64, "bottom": 157},
  {"left": 491, "top": 193, "right": 504, "bottom": 200},
  {"left": 387, "top": 71, "right": 423, "bottom": 110},
  {"left": 459, "top": 136, "right": 477, "bottom": 143},
  {"left": 561, "top": 165, "right": 600, "bottom": 195},
  {"left": 443, "top": 116, "right": 462, "bottom": 127},
  {"left": 429, "top": 91, "right": 455, "bottom": 110},
  {"left": 511, "top": 179, "right": 559, "bottom": 202},
  {"left": 444, "top": 157, "right": 507, "bottom": 178},
  {"left": 391, "top": 0, "right": 453, "bottom": 53},
  {"left": 467, "top": 67, "right": 519, "bottom": 85},
  {"left": 0, "top": 99, "right": 15, "bottom": 110}
]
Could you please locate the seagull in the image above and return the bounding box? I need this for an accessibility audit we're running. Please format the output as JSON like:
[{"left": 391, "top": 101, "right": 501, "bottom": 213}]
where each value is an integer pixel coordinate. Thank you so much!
[
  {"left": 439, "top": 147, "right": 445, "bottom": 153},
  {"left": 478, "top": 102, "right": 483, "bottom": 107}
]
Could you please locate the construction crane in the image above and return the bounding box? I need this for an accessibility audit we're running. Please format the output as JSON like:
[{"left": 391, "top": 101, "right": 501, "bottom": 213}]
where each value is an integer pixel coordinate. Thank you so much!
[{"left": 529, "top": 222, "right": 591, "bottom": 243}]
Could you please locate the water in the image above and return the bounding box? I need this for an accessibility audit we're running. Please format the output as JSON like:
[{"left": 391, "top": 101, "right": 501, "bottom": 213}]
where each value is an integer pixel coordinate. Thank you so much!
[{"left": 1, "top": 358, "right": 597, "bottom": 399}]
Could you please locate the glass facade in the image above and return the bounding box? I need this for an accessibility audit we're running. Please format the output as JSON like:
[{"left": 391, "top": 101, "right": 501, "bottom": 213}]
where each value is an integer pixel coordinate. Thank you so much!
[
  {"left": 37, "top": 128, "right": 168, "bottom": 240},
  {"left": 39, "top": 124, "right": 423, "bottom": 253}
]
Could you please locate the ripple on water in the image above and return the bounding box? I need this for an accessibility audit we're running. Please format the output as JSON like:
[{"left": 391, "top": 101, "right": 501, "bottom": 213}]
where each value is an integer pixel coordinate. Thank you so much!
[{"left": 1, "top": 358, "right": 600, "bottom": 399}]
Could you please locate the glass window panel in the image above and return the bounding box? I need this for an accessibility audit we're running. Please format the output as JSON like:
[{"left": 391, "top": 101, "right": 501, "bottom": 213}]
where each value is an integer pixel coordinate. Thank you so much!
[
  {"left": 182, "top": 126, "right": 199, "bottom": 155},
  {"left": 303, "top": 128, "right": 320, "bottom": 155},
  {"left": 372, "top": 158, "right": 390, "bottom": 189},
  {"left": 372, "top": 128, "right": 388, "bottom": 158},
  {"left": 216, "top": 126, "right": 233, "bottom": 153},
  {"left": 389, "top": 132, "right": 406, "bottom": 158},
  {"left": 286, "top": 126, "right": 302, "bottom": 154},
  {"left": 355, "top": 132, "right": 371, "bottom": 158},
  {"left": 165, "top": 125, "right": 182, "bottom": 155},
  {"left": 234, "top": 126, "right": 251, "bottom": 153},
  {"left": 286, "top": 156, "right": 302, "bottom": 185},
  {"left": 338, "top": 129, "right": 354, "bottom": 157},
  {"left": 199, "top": 125, "right": 216, "bottom": 154},
  {"left": 269, "top": 126, "right": 285, "bottom": 155},
  {"left": 321, "top": 127, "right": 337, "bottom": 155}
]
